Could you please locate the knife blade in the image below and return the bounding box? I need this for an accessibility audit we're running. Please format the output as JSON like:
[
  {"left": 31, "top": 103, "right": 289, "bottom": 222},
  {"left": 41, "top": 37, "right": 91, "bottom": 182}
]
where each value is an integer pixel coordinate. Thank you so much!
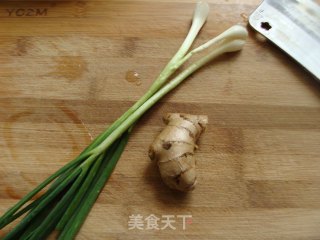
[{"left": 249, "top": 0, "right": 320, "bottom": 81}]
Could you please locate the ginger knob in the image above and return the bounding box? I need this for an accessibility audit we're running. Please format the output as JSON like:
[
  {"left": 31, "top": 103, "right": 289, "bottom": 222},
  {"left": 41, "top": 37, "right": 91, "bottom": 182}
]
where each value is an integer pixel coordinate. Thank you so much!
[{"left": 149, "top": 113, "right": 208, "bottom": 192}]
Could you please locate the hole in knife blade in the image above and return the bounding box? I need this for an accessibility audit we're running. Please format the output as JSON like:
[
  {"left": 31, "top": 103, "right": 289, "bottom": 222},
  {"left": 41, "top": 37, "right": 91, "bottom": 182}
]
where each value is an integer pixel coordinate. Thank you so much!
[{"left": 261, "top": 22, "right": 272, "bottom": 31}]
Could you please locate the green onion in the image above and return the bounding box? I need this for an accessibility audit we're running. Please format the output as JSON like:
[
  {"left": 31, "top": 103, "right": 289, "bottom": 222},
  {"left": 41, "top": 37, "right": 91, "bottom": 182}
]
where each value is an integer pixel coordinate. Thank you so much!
[{"left": 0, "top": 2, "right": 247, "bottom": 239}]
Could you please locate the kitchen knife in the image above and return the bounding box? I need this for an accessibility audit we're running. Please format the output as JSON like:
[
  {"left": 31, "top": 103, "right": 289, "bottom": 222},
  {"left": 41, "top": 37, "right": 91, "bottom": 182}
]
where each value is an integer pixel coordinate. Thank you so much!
[{"left": 249, "top": 0, "right": 320, "bottom": 81}]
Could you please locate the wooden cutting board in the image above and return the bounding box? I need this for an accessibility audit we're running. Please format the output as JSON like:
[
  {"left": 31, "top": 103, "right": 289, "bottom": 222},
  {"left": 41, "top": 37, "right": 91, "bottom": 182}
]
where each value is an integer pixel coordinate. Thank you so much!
[{"left": 0, "top": 0, "right": 319, "bottom": 239}]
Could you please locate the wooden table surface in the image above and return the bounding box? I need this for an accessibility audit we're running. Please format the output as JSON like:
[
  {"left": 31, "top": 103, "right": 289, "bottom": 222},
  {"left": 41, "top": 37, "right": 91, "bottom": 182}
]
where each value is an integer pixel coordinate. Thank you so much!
[{"left": 0, "top": 0, "right": 320, "bottom": 239}]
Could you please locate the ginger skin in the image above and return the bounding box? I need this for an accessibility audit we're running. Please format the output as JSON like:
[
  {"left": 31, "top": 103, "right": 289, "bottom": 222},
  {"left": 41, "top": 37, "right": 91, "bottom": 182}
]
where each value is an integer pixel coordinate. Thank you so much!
[{"left": 149, "top": 113, "right": 208, "bottom": 192}]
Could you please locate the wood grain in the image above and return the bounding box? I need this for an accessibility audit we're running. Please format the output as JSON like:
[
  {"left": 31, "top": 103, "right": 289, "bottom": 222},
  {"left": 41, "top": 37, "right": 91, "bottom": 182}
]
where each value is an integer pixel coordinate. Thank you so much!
[{"left": 0, "top": 0, "right": 320, "bottom": 239}]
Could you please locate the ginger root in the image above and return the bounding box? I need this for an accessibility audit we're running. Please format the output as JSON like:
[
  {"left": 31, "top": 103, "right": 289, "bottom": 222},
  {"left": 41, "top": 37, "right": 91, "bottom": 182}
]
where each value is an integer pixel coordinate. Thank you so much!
[{"left": 149, "top": 113, "right": 208, "bottom": 192}]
